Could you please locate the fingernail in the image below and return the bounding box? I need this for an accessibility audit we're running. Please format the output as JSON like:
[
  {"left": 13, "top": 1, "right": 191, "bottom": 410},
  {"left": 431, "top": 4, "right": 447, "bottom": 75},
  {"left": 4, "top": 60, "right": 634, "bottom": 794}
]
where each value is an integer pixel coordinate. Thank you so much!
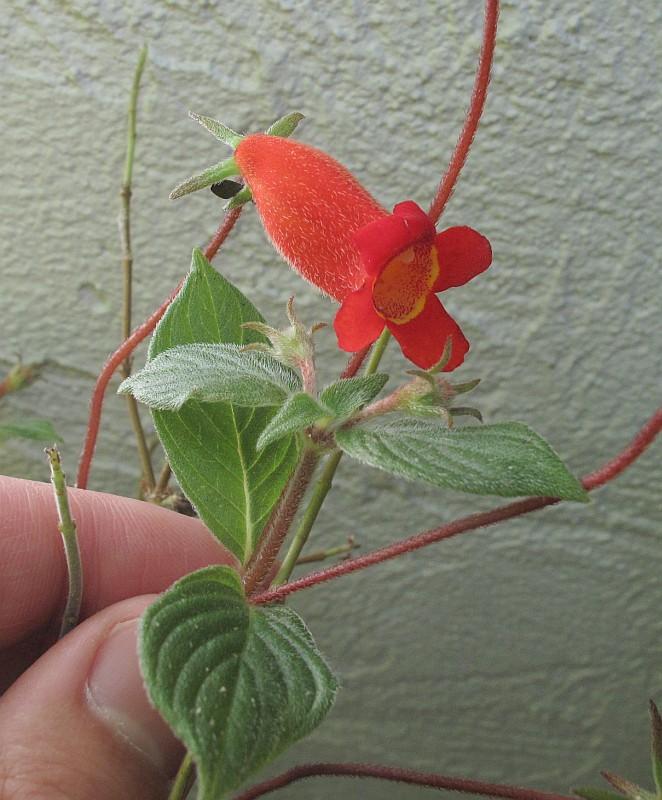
[{"left": 86, "top": 618, "right": 183, "bottom": 774}]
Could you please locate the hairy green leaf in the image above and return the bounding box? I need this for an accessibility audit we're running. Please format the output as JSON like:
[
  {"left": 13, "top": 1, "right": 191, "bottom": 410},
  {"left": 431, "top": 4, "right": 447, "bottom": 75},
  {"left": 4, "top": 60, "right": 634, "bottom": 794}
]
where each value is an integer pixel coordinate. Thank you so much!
[
  {"left": 319, "top": 373, "right": 389, "bottom": 419},
  {"left": 257, "top": 392, "right": 329, "bottom": 451},
  {"left": 140, "top": 566, "right": 337, "bottom": 800},
  {"left": 119, "top": 343, "right": 300, "bottom": 410},
  {"left": 0, "top": 419, "right": 61, "bottom": 443},
  {"left": 149, "top": 249, "right": 299, "bottom": 563},
  {"left": 336, "top": 419, "right": 588, "bottom": 502}
]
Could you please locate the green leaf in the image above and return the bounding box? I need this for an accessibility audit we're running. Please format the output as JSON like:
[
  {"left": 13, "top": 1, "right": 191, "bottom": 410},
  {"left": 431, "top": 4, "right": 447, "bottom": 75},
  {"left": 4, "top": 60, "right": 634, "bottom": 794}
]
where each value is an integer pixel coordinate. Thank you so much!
[
  {"left": 319, "top": 373, "right": 389, "bottom": 419},
  {"left": 257, "top": 392, "right": 329, "bottom": 451},
  {"left": 574, "top": 788, "right": 628, "bottom": 800},
  {"left": 650, "top": 700, "right": 662, "bottom": 795},
  {"left": 149, "top": 249, "right": 299, "bottom": 563},
  {"left": 335, "top": 419, "right": 588, "bottom": 502},
  {"left": 119, "top": 343, "right": 300, "bottom": 411},
  {"left": 0, "top": 419, "right": 62, "bottom": 443},
  {"left": 140, "top": 566, "right": 338, "bottom": 800}
]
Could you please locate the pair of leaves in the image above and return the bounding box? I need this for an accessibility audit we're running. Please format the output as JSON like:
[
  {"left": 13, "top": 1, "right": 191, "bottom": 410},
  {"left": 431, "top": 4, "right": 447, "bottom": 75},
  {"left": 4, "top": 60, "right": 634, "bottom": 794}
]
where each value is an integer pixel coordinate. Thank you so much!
[
  {"left": 144, "top": 249, "right": 299, "bottom": 564},
  {"left": 121, "top": 340, "right": 389, "bottom": 450},
  {"left": 140, "top": 566, "right": 338, "bottom": 799},
  {"left": 257, "top": 373, "right": 389, "bottom": 450}
]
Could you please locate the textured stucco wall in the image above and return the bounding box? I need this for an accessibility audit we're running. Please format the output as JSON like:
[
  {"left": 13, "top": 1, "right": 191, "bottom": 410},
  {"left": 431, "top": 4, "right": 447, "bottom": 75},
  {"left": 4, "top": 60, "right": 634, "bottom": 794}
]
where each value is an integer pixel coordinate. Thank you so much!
[{"left": 1, "top": 0, "right": 661, "bottom": 796}]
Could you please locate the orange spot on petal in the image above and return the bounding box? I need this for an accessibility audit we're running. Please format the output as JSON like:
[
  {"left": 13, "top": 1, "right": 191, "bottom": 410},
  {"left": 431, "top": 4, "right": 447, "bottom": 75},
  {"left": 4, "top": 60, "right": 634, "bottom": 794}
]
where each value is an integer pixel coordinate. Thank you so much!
[{"left": 372, "top": 244, "right": 439, "bottom": 324}]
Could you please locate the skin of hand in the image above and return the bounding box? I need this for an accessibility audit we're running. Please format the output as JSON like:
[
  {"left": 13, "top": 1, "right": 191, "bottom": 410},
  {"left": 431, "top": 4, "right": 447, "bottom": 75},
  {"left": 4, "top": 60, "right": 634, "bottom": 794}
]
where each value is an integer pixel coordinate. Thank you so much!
[{"left": 0, "top": 475, "right": 236, "bottom": 799}]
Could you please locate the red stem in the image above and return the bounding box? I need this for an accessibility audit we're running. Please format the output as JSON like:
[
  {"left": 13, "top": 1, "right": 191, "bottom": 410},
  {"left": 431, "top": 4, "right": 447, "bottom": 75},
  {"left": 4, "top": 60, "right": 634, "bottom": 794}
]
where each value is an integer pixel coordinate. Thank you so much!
[
  {"left": 76, "top": 208, "right": 242, "bottom": 489},
  {"left": 253, "top": 406, "right": 662, "bottom": 605},
  {"left": 340, "top": 345, "right": 372, "bottom": 379},
  {"left": 242, "top": 448, "right": 320, "bottom": 596},
  {"left": 428, "top": 0, "right": 499, "bottom": 224},
  {"left": 232, "top": 762, "right": 574, "bottom": 800}
]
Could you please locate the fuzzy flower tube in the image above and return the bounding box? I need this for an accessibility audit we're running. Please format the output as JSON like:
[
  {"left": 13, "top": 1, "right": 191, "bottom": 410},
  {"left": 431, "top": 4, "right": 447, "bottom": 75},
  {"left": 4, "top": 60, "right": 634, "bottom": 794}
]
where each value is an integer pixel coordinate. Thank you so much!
[
  {"left": 234, "top": 134, "right": 387, "bottom": 300},
  {"left": 170, "top": 116, "right": 491, "bottom": 370}
]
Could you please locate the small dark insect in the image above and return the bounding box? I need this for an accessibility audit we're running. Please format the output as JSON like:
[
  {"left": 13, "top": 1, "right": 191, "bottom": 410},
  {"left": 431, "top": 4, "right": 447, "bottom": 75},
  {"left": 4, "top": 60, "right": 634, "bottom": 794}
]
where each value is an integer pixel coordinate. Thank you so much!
[{"left": 210, "top": 179, "right": 243, "bottom": 199}]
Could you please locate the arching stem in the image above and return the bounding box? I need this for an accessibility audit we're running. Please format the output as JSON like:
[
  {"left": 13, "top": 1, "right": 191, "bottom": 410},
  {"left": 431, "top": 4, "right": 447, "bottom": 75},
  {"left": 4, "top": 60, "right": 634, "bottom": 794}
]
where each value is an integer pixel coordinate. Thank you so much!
[{"left": 428, "top": 0, "right": 499, "bottom": 224}]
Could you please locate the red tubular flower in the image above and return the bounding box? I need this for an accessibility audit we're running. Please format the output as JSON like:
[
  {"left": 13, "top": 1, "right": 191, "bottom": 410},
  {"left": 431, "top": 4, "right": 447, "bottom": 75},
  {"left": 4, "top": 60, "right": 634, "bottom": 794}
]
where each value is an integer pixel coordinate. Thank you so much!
[
  {"left": 234, "top": 134, "right": 388, "bottom": 301},
  {"left": 235, "top": 137, "right": 490, "bottom": 371},
  {"left": 333, "top": 201, "right": 492, "bottom": 370}
]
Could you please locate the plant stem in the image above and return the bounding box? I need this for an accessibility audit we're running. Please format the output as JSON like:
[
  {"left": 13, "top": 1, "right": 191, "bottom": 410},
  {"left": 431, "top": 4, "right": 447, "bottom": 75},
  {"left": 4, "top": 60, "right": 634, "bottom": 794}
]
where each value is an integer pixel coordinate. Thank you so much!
[
  {"left": 243, "top": 446, "right": 320, "bottom": 596},
  {"left": 273, "top": 450, "right": 342, "bottom": 584},
  {"left": 118, "top": 46, "right": 155, "bottom": 492},
  {"left": 339, "top": 345, "right": 371, "bottom": 379},
  {"left": 428, "top": 0, "right": 499, "bottom": 224},
  {"left": 76, "top": 208, "right": 242, "bottom": 489},
  {"left": 254, "top": 405, "right": 662, "bottom": 606},
  {"left": 151, "top": 461, "right": 173, "bottom": 500},
  {"left": 295, "top": 537, "right": 357, "bottom": 565},
  {"left": 168, "top": 752, "right": 195, "bottom": 800},
  {"left": 232, "top": 761, "right": 574, "bottom": 800},
  {"left": 46, "top": 447, "right": 83, "bottom": 638},
  {"left": 364, "top": 328, "right": 391, "bottom": 374},
  {"left": 123, "top": 46, "right": 147, "bottom": 191},
  {"left": 274, "top": 329, "right": 392, "bottom": 584}
]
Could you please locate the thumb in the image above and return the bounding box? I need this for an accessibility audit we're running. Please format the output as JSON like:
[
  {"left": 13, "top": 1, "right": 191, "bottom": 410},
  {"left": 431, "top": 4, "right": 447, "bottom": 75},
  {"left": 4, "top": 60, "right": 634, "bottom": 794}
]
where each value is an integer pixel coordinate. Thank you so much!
[{"left": 0, "top": 596, "right": 182, "bottom": 800}]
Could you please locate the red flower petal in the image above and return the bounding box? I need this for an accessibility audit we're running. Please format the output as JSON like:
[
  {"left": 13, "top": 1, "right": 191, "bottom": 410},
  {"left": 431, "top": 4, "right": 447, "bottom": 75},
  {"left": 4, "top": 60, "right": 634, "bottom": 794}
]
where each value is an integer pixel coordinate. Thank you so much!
[
  {"left": 353, "top": 201, "right": 435, "bottom": 277},
  {"left": 385, "top": 295, "right": 470, "bottom": 370},
  {"left": 433, "top": 226, "right": 492, "bottom": 292},
  {"left": 334, "top": 282, "right": 385, "bottom": 352}
]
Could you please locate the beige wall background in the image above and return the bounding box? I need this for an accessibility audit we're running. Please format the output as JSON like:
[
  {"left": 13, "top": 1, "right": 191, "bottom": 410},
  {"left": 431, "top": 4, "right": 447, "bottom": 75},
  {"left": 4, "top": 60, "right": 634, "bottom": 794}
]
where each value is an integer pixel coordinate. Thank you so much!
[{"left": 1, "top": 0, "right": 661, "bottom": 796}]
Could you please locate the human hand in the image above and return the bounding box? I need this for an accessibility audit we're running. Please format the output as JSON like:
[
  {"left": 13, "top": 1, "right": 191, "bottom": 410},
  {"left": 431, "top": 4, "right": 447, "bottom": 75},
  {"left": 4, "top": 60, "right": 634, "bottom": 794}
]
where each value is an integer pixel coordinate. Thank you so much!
[{"left": 0, "top": 475, "right": 234, "bottom": 799}]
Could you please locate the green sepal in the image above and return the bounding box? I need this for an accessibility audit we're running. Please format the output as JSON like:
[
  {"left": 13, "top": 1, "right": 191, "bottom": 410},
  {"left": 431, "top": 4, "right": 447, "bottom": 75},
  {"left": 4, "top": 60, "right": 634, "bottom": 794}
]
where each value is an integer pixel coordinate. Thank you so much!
[
  {"left": 225, "top": 184, "right": 253, "bottom": 209},
  {"left": 169, "top": 156, "right": 239, "bottom": 200},
  {"left": 189, "top": 111, "right": 243, "bottom": 147},
  {"left": 171, "top": 110, "right": 304, "bottom": 201},
  {"left": 449, "top": 406, "right": 483, "bottom": 423},
  {"left": 266, "top": 111, "right": 305, "bottom": 138}
]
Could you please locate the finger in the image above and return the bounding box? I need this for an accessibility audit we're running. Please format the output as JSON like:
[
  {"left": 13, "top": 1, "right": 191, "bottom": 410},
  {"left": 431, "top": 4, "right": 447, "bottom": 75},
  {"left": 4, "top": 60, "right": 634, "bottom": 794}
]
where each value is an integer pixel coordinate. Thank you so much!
[
  {"left": 0, "top": 596, "right": 180, "bottom": 800},
  {"left": 0, "top": 476, "right": 237, "bottom": 648}
]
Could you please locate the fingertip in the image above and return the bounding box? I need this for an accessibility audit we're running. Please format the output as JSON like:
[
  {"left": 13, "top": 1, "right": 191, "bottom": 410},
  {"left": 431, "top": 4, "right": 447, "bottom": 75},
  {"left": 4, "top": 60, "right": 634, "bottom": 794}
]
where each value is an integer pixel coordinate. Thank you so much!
[{"left": 0, "top": 596, "right": 179, "bottom": 800}]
